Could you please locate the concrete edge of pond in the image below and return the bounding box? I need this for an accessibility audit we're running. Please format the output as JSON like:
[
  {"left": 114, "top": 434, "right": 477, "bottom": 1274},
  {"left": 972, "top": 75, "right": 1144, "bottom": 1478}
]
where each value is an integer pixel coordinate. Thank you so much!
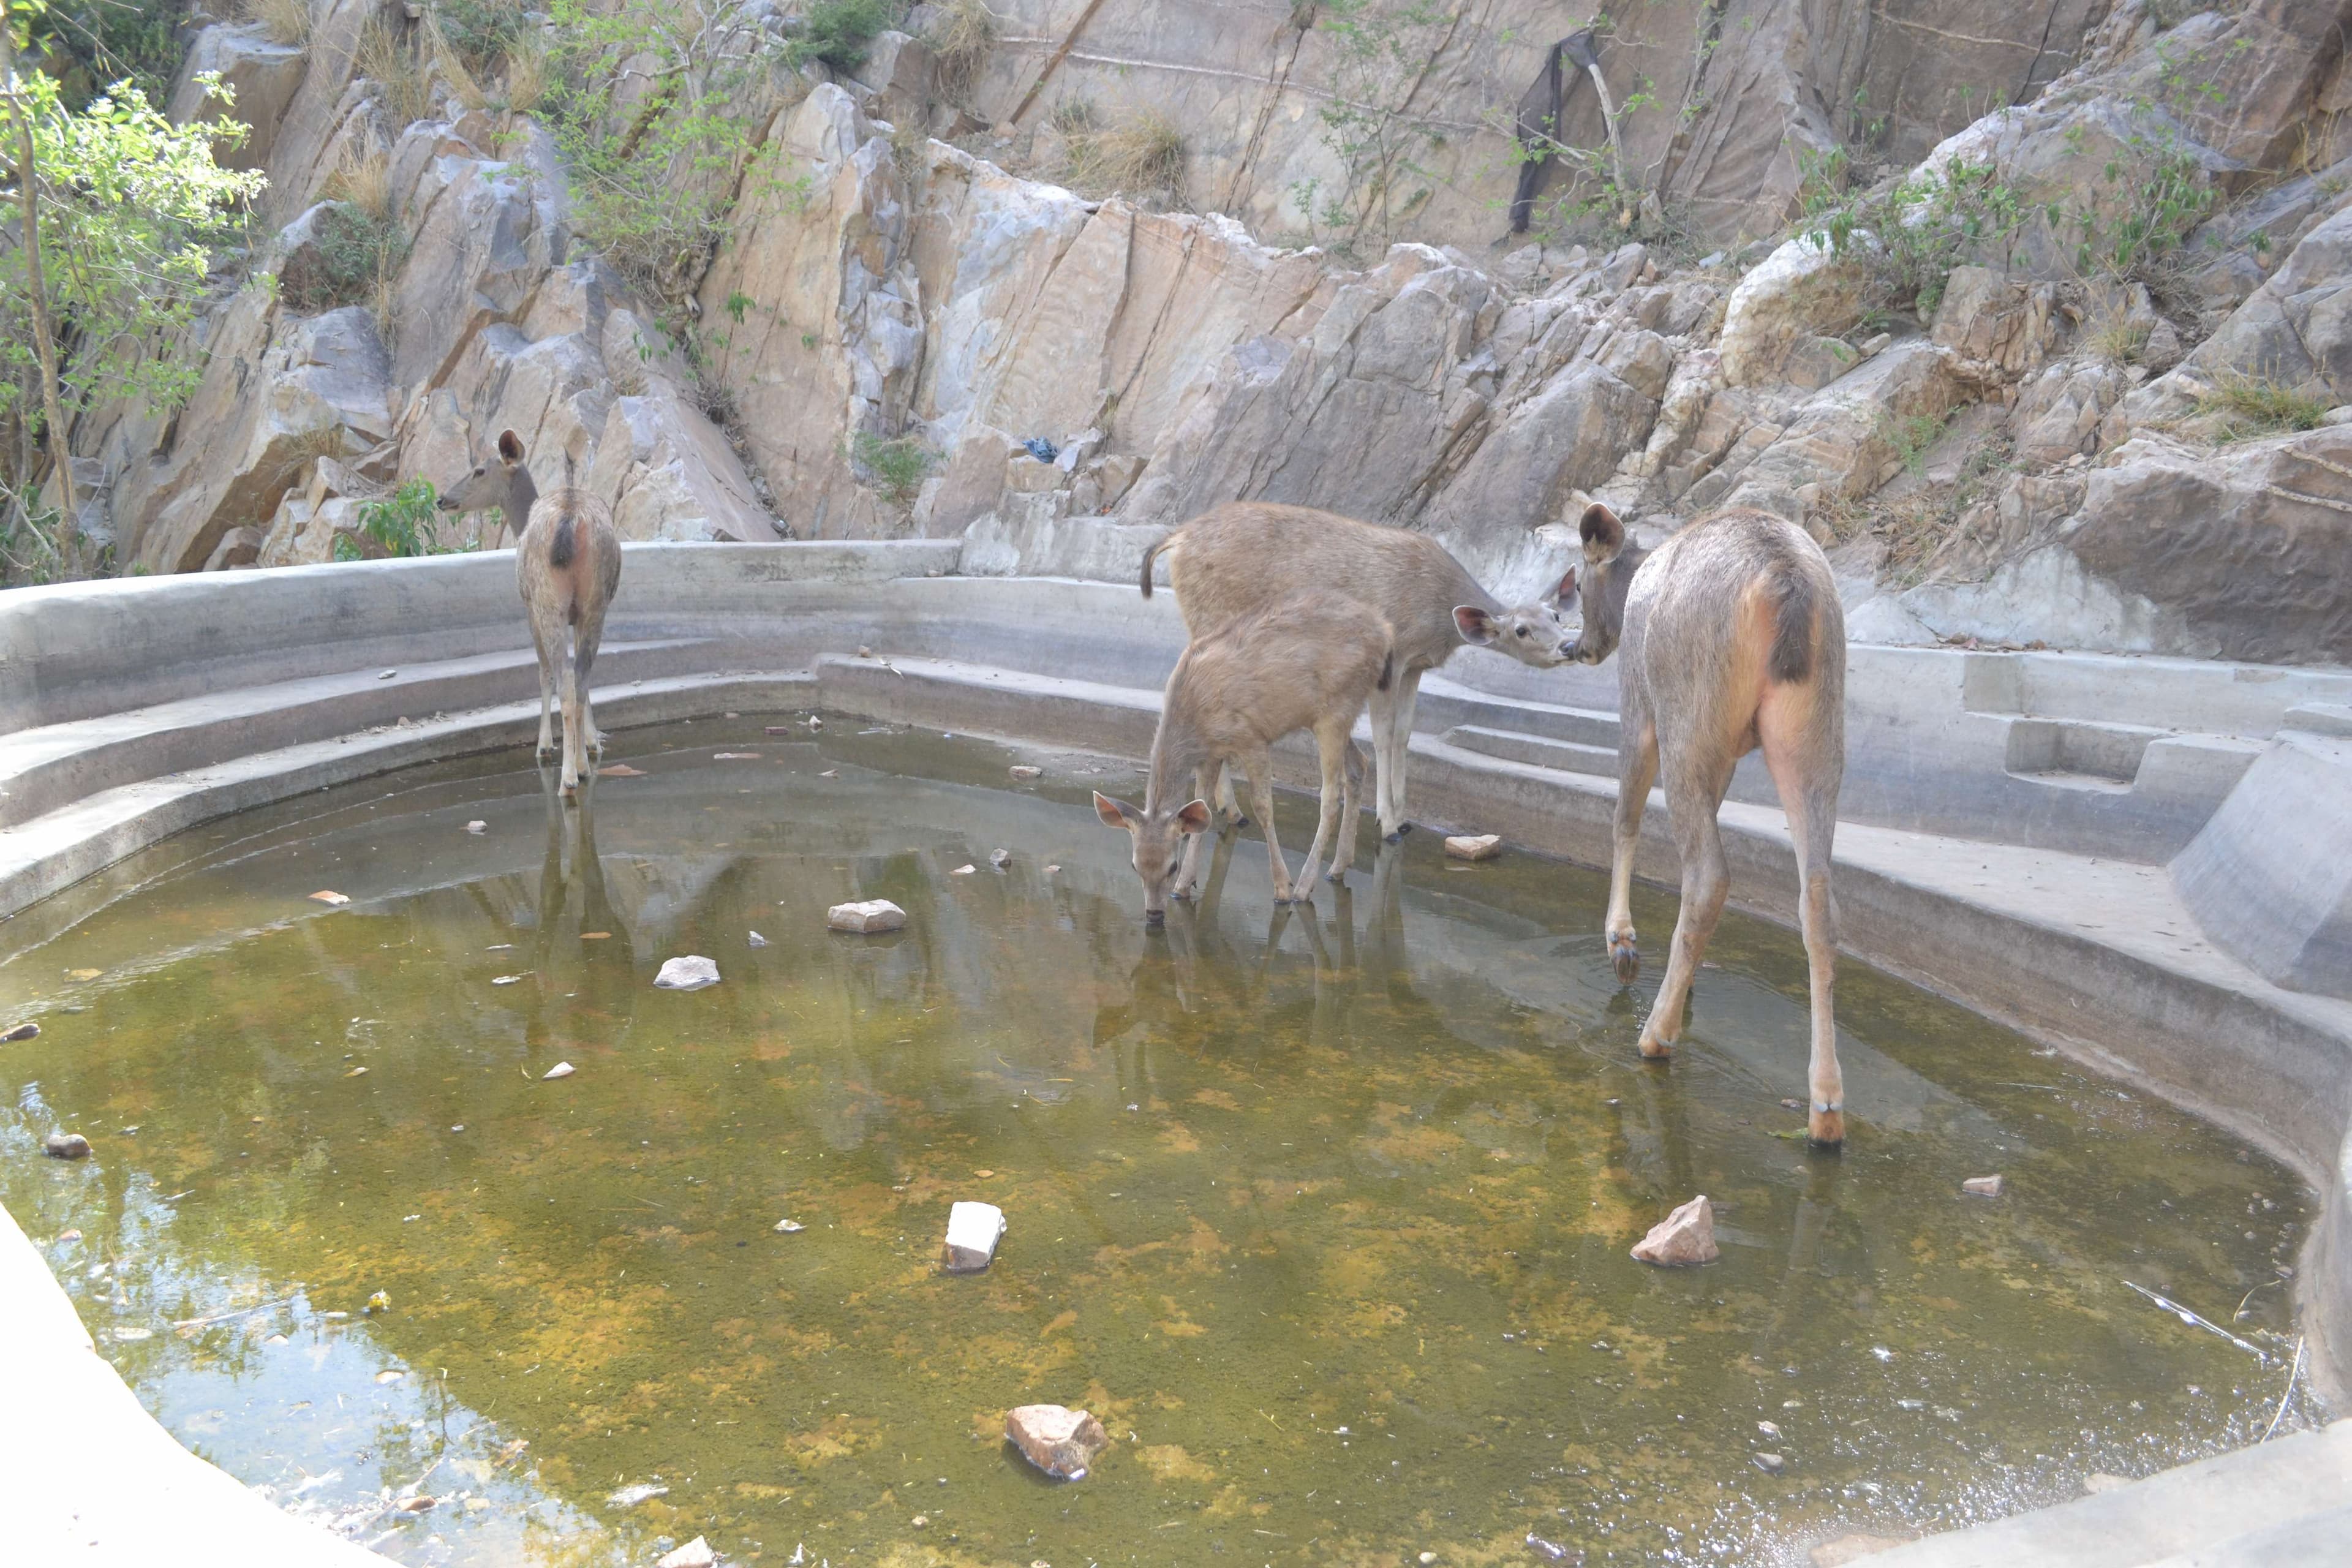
[
  {"left": 1, "top": 553, "right": 2346, "bottom": 1565},
  {"left": 0, "top": 1200, "right": 384, "bottom": 1566}
]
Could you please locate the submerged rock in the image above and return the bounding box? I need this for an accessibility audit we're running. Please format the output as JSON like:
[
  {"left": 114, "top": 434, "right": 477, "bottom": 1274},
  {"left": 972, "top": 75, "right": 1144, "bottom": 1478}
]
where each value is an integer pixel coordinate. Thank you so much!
[
  {"left": 543, "top": 1061, "right": 576, "bottom": 1080},
  {"left": 989, "top": 848, "right": 1012, "bottom": 869},
  {"left": 1443, "top": 834, "right": 1503, "bottom": 861},
  {"left": 655, "top": 956, "right": 722, "bottom": 990},
  {"left": 1009, "top": 765, "right": 1043, "bottom": 780},
  {"left": 1753, "top": 1451, "right": 1785, "bottom": 1474},
  {"left": 773, "top": 1218, "right": 805, "bottom": 1234},
  {"left": 748, "top": 930, "right": 769, "bottom": 948},
  {"left": 42, "top": 1131, "right": 91, "bottom": 1160},
  {"left": 658, "top": 1538, "right": 717, "bottom": 1568},
  {"left": 606, "top": 1482, "right": 669, "bottom": 1507},
  {"left": 2, "top": 1021, "right": 39, "bottom": 1041},
  {"left": 1005, "top": 1403, "right": 1108, "bottom": 1479},
  {"left": 827, "top": 899, "right": 906, "bottom": 933},
  {"left": 941, "top": 1200, "right": 1006, "bottom": 1273},
  {"left": 1630, "top": 1194, "right": 1719, "bottom": 1265},
  {"left": 1962, "top": 1174, "right": 2003, "bottom": 1197},
  {"left": 464, "top": 820, "right": 486, "bottom": 834}
]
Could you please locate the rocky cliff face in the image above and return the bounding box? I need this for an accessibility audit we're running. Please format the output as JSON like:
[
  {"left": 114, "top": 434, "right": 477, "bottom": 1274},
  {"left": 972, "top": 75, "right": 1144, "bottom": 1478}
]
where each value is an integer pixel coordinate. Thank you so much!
[{"left": 58, "top": 0, "right": 2352, "bottom": 666}]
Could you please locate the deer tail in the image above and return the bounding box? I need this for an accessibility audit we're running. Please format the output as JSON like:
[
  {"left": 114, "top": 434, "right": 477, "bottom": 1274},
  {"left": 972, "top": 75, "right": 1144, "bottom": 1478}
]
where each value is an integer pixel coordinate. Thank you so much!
[
  {"left": 1139, "top": 533, "right": 1167, "bottom": 598},
  {"left": 1766, "top": 568, "right": 1816, "bottom": 685},
  {"left": 1376, "top": 650, "right": 1393, "bottom": 693},
  {"left": 548, "top": 510, "right": 578, "bottom": 570}
]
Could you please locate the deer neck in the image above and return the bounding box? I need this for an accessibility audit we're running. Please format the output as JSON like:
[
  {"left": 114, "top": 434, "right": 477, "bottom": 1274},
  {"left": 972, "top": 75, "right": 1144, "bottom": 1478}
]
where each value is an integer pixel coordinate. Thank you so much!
[
  {"left": 507, "top": 467, "right": 540, "bottom": 530},
  {"left": 1145, "top": 718, "right": 1209, "bottom": 819}
]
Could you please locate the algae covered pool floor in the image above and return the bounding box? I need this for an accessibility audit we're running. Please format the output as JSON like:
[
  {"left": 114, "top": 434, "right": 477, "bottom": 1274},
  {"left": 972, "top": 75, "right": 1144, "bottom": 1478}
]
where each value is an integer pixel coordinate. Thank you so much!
[{"left": 0, "top": 718, "right": 2312, "bottom": 1567}]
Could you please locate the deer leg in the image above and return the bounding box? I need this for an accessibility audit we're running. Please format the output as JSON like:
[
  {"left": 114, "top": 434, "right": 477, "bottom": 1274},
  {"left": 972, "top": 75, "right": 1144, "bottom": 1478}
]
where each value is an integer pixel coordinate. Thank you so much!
[
  {"left": 1295, "top": 720, "right": 1348, "bottom": 889},
  {"left": 1366, "top": 683, "right": 1397, "bottom": 840},
  {"left": 573, "top": 602, "right": 610, "bottom": 758},
  {"left": 1607, "top": 709, "right": 1660, "bottom": 982},
  {"left": 1379, "top": 669, "right": 1423, "bottom": 842},
  {"left": 1329, "top": 739, "right": 1367, "bottom": 883},
  {"left": 1243, "top": 747, "right": 1294, "bottom": 902},
  {"left": 1762, "top": 684, "right": 1845, "bottom": 1148},
  {"left": 558, "top": 646, "right": 587, "bottom": 799},
  {"left": 1218, "top": 764, "right": 1248, "bottom": 831},
  {"left": 529, "top": 615, "right": 559, "bottom": 760},
  {"left": 1174, "top": 761, "right": 1220, "bottom": 902},
  {"left": 1635, "top": 744, "right": 1736, "bottom": 1059}
]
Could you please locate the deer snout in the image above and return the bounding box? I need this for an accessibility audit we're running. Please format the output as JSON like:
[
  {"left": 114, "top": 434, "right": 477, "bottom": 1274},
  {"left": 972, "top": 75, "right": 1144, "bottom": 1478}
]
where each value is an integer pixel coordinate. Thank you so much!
[{"left": 1145, "top": 907, "right": 1166, "bottom": 929}]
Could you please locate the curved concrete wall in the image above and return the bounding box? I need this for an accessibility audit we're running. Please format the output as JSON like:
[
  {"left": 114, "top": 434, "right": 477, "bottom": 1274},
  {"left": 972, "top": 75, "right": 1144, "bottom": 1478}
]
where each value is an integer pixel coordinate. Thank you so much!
[{"left": 2, "top": 542, "right": 2348, "bottom": 1561}]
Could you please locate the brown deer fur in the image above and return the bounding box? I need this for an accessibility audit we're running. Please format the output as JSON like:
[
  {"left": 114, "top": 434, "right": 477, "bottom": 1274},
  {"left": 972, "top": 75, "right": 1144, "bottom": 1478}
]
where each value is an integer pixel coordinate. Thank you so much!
[
  {"left": 1141, "top": 502, "right": 1575, "bottom": 842},
  {"left": 438, "top": 430, "right": 622, "bottom": 799},
  {"left": 1098, "top": 590, "right": 1395, "bottom": 923},
  {"left": 1569, "top": 502, "right": 1850, "bottom": 1146}
]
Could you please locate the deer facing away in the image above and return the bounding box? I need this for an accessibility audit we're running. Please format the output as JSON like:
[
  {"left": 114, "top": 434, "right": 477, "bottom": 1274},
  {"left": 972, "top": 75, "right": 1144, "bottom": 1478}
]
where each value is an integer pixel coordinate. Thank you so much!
[
  {"left": 438, "top": 429, "right": 623, "bottom": 799},
  {"left": 1568, "top": 501, "right": 1850, "bottom": 1147},
  {"left": 1141, "top": 501, "right": 1575, "bottom": 842},
  {"left": 1097, "top": 589, "right": 1395, "bottom": 924}
]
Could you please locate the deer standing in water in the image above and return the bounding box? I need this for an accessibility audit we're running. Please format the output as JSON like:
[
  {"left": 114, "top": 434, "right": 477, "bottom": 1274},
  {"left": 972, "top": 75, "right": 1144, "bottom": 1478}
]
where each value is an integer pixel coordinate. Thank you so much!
[
  {"left": 1567, "top": 502, "right": 1849, "bottom": 1146},
  {"left": 1097, "top": 589, "right": 1393, "bottom": 924},
  {"left": 437, "top": 429, "right": 622, "bottom": 799},
  {"left": 1142, "top": 501, "right": 1576, "bottom": 843}
]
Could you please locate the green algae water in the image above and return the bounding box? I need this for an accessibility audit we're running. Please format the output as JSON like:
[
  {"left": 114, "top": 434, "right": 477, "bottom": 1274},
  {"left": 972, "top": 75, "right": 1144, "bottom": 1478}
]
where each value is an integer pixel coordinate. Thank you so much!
[{"left": 0, "top": 718, "right": 2312, "bottom": 1567}]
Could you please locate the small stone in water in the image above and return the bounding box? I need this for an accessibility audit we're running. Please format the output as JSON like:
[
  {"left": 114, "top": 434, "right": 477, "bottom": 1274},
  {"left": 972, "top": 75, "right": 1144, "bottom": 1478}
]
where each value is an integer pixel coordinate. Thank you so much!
[
  {"left": 1009, "top": 765, "right": 1043, "bottom": 780},
  {"left": 464, "top": 821, "right": 486, "bottom": 835},
  {"left": 942, "top": 1200, "right": 1006, "bottom": 1273},
  {"left": 450, "top": 1125, "right": 464, "bottom": 1133},
  {"left": 774, "top": 1219, "right": 805, "bottom": 1234},
  {"left": 1005, "top": 1404, "right": 1108, "bottom": 1479},
  {"left": 657, "top": 1537, "right": 717, "bottom": 1568},
  {"left": 1962, "top": 1174, "right": 2003, "bottom": 1197},
  {"left": 309, "top": 890, "right": 350, "bottom": 905},
  {"left": 345, "top": 1065, "right": 369, "bottom": 1077},
  {"left": 606, "top": 1482, "right": 669, "bottom": 1507},
  {"left": 712, "top": 752, "right": 760, "bottom": 760},
  {"left": 43, "top": 1132, "right": 91, "bottom": 1159},
  {"left": 1046, "top": 864, "right": 1061, "bottom": 875},
  {"left": 748, "top": 931, "right": 769, "bottom": 948},
  {"left": 1442, "top": 833, "right": 1502, "bottom": 861},
  {"left": 543, "top": 1061, "right": 576, "bottom": 1080},
  {"left": 990, "top": 848, "right": 1012, "bottom": 869},
  {"left": 398, "top": 1494, "right": 437, "bottom": 1512},
  {"left": 3, "top": 1021, "right": 40, "bottom": 1041},
  {"left": 1631, "top": 1195, "right": 1718, "bottom": 1265},
  {"left": 1525, "top": 1534, "right": 1577, "bottom": 1562},
  {"left": 1753, "top": 1452, "right": 1784, "bottom": 1473},
  {"left": 56, "top": 1229, "right": 81, "bottom": 1243},
  {"left": 827, "top": 899, "right": 906, "bottom": 934},
  {"left": 1758, "top": 1420, "right": 1781, "bottom": 1438},
  {"left": 490, "top": 976, "right": 522, "bottom": 986},
  {"left": 364, "top": 1291, "right": 391, "bottom": 1314},
  {"left": 655, "top": 956, "right": 722, "bottom": 990},
  {"left": 949, "top": 864, "right": 976, "bottom": 876},
  {"left": 1420, "top": 1554, "right": 1439, "bottom": 1565}
]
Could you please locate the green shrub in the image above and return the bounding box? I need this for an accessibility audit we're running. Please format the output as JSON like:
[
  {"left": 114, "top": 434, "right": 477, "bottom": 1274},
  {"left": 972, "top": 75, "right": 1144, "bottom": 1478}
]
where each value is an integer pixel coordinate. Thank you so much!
[
  {"left": 333, "top": 478, "right": 471, "bottom": 560},
  {"left": 851, "top": 431, "right": 935, "bottom": 502},
  {"left": 281, "top": 204, "right": 410, "bottom": 315},
  {"left": 433, "top": 0, "right": 530, "bottom": 76},
  {"left": 786, "top": 0, "right": 897, "bottom": 74}
]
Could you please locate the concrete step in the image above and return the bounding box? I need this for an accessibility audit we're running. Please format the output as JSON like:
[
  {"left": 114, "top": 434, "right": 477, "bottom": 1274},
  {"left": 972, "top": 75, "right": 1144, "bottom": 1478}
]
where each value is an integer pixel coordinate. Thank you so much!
[
  {"left": 0, "top": 637, "right": 718, "bottom": 831},
  {"left": 1442, "top": 724, "right": 1620, "bottom": 778},
  {"left": 1863, "top": 1418, "right": 2352, "bottom": 1567},
  {"left": 1412, "top": 674, "right": 1623, "bottom": 748}
]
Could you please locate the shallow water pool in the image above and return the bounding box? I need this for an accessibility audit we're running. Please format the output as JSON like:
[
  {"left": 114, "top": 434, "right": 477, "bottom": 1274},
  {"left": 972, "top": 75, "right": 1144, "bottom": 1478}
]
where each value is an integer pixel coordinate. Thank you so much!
[{"left": 0, "top": 718, "right": 2310, "bottom": 1566}]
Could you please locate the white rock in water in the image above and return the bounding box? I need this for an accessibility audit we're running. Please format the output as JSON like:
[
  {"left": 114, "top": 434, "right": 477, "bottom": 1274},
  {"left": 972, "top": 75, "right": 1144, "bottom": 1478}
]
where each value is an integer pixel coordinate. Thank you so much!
[
  {"left": 543, "top": 1061, "right": 576, "bottom": 1080},
  {"left": 941, "top": 1200, "right": 1006, "bottom": 1273},
  {"left": 606, "top": 1482, "right": 668, "bottom": 1507},
  {"left": 827, "top": 900, "right": 906, "bottom": 934},
  {"left": 464, "top": 820, "right": 486, "bottom": 834},
  {"left": 655, "top": 956, "right": 721, "bottom": 990},
  {"left": 658, "top": 1538, "right": 717, "bottom": 1568},
  {"left": 1009, "top": 765, "right": 1042, "bottom": 780},
  {"left": 748, "top": 931, "right": 769, "bottom": 948},
  {"left": 1962, "top": 1174, "right": 2003, "bottom": 1197},
  {"left": 1443, "top": 834, "right": 1504, "bottom": 861},
  {"left": 774, "top": 1218, "right": 805, "bottom": 1234},
  {"left": 949, "top": 864, "right": 976, "bottom": 876},
  {"left": 989, "top": 848, "right": 1012, "bottom": 869},
  {"left": 1005, "top": 1403, "right": 1108, "bottom": 1479},
  {"left": 1630, "top": 1194, "right": 1719, "bottom": 1265}
]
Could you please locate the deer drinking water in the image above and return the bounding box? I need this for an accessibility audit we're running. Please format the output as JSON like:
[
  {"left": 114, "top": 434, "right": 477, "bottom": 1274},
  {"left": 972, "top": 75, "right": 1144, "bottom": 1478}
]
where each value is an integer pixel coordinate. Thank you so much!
[
  {"left": 1096, "top": 589, "right": 1394, "bottom": 924},
  {"left": 437, "top": 429, "right": 622, "bottom": 799},
  {"left": 1140, "top": 501, "right": 1575, "bottom": 842},
  {"left": 1567, "top": 502, "right": 1850, "bottom": 1147}
]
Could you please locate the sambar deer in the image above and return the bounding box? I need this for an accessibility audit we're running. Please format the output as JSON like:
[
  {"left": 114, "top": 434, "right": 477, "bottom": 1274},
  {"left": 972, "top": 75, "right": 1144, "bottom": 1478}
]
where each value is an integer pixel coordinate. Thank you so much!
[
  {"left": 438, "top": 430, "right": 622, "bottom": 799},
  {"left": 1569, "top": 502, "right": 1850, "bottom": 1147},
  {"left": 1097, "top": 589, "right": 1394, "bottom": 924},
  {"left": 1140, "top": 501, "right": 1575, "bottom": 843}
]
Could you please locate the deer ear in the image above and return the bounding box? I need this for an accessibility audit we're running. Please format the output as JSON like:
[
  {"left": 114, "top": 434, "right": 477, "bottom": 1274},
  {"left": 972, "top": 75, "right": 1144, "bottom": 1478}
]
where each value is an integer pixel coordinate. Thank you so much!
[
  {"left": 496, "top": 429, "right": 526, "bottom": 466},
  {"left": 1095, "top": 791, "right": 1138, "bottom": 829},
  {"left": 1545, "top": 566, "right": 1577, "bottom": 610},
  {"left": 1175, "top": 799, "right": 1212, "bottom": 835},
  {"left": 1453, "top": 605, "right": 1499, "bottom": 645},
  {"left": 1578, "top": 502, "right": 1624, "bottom": 562}
]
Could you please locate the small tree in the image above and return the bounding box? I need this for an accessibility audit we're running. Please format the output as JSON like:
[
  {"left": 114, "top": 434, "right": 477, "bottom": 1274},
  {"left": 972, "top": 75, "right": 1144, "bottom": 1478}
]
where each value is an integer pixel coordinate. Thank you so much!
[{"left": 1, "top": 0, "right": 265, "bottom": 579}]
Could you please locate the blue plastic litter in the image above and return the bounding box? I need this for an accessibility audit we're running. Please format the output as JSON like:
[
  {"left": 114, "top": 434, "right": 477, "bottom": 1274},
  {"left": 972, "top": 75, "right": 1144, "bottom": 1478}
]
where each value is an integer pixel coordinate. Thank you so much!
[{"left": 1022, "top": 436, "right": 1059, "bottom": 463}]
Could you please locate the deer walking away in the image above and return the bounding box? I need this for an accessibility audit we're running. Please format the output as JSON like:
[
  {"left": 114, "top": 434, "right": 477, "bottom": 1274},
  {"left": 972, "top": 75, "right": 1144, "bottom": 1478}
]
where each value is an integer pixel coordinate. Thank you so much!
[{"left": 439, "top": 429, "right": 622, "bottom": 800}]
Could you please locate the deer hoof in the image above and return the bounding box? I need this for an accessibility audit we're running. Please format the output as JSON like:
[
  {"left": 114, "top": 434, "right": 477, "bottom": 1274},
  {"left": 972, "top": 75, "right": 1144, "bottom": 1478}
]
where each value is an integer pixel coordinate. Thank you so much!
[
  {"left": 1807, "top": 1106, "right": 1845, "bottom": 1148},
  {"left": 1610, "top": 934, "right": 1640, "bottom": 983},
  {"left": 1637, "top": 1031, "right": 1674, "bottom": 1060}
]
